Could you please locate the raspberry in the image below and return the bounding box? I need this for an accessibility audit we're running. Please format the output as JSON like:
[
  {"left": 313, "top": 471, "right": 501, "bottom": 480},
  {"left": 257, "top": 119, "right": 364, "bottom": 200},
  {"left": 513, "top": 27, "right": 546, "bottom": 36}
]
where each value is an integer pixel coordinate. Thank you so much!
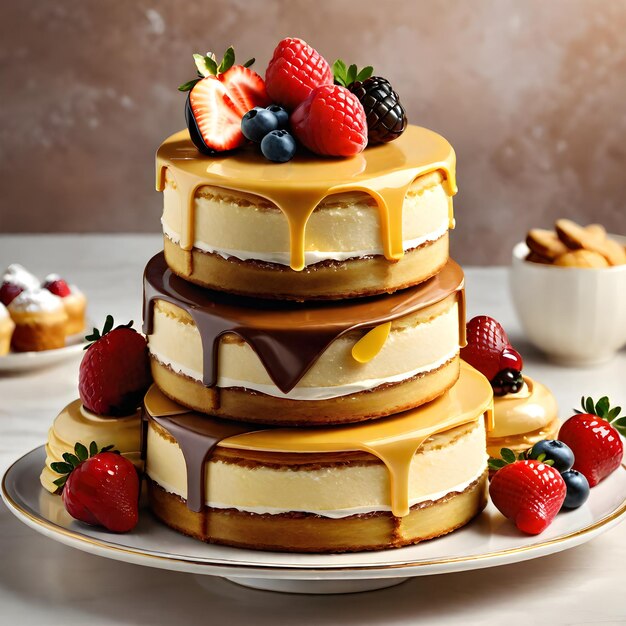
[
  {"left": 290, "top": 85, "right": 368, "bottom": 157},
  {"left": 265, "top": 38, "right": 333, "bottom": 110}
]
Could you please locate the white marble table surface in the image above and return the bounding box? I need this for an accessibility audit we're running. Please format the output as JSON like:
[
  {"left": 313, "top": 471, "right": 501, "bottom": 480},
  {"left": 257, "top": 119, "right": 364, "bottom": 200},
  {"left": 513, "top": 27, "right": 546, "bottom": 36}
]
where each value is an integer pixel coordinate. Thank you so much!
[{"left": 1, "top": 234, "right": 625, "bottom": 626}]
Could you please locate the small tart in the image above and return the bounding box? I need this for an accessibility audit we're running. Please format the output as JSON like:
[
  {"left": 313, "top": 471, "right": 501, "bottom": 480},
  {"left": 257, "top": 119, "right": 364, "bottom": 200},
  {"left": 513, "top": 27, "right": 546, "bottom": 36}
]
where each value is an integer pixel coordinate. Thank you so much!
[
  {"left": 1, "top": 264, "right": 39, "bottom": 290},
  {"left": 40, "top": 399, "right": 143, "bottom": 494},
  {"left": 8, "top": 288, "right": 67, "bottom": 352},
  {"left": 488, "top": 376, "right": 560, "bottom": 457},
  {"left": 43, "top": 275, "right": 87, "bottom": 335},
  {"left": 0, "top": 303, "right": 15, "bottom": 355}
]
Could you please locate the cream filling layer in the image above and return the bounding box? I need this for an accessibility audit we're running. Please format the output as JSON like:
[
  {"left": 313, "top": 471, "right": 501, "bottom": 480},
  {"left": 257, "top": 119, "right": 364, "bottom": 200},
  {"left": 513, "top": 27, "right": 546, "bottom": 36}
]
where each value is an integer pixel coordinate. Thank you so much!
[
  {"left": 161, "top": 181, "right": 450, "bottom": 267},
  {"left": 146, "top": 418, "right": 487, "bottom": 518},
  {"left": 148, "top": 302, "right": 460, "bottom": 401}
]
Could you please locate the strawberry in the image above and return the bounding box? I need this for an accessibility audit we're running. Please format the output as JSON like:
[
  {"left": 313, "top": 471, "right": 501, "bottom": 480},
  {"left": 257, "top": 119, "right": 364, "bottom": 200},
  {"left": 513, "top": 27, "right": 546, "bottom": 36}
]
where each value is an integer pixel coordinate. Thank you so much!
[
  {"left": 179, "top": 48, "right": 270, "bottom": 154},
  {"left": 265, "top": 37, "right": 333, "bottom": 111},
  {"left": 558, "top": 396, "right": 625, "bottom": 487},
  {"left": 0, "top": 282, "right": 23, "bottom": 306},
  {"left": 489, "top": 449, "right": 566, "bottom": 534},
  {"left": 42, "top": 274, "right": 71, "bottom": 298},
  {"left": 461, "top": 316, "right": 524, "bottom": 391},
  {"left": 291, "top": 84, "right": 368, "bottom": 157},
  {"left": 79, "top": 315, "right": 151, "bottom": 417},
  {"left": 50, "top": 441, "right": 139, "bottom": 533}
]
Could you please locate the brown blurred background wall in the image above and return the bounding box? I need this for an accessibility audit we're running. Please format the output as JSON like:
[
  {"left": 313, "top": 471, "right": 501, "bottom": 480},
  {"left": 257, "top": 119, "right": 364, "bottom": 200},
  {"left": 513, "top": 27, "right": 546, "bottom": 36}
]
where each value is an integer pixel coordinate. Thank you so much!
[{"left": 1, "top": 0, "right": 625, "bottom": 264}]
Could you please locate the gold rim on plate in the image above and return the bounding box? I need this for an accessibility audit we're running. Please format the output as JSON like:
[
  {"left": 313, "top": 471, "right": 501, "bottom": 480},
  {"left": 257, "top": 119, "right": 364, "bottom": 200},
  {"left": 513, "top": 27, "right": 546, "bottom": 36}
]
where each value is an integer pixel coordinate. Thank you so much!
[{"left": 3, "top": 447, "right": 626, "bottom": 574}]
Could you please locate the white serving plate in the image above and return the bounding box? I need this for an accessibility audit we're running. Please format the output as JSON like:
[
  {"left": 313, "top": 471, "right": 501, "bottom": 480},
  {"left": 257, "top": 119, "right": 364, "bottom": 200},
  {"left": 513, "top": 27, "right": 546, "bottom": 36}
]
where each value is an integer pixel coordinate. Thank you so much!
[
  {"left": 0, "top": 327, "right": 88, "bottom": 373},
  {"left": 3, "top": 447, "right": 626, "bottom": 595}
]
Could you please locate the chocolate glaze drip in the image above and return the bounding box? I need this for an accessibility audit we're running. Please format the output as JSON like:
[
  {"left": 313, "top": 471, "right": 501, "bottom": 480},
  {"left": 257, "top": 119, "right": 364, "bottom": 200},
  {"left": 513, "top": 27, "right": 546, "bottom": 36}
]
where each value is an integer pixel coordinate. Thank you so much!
[
  {"left": 148, "top": 412, "right": 260, "bottom": 512},
  {"left": 143, "top": 252, "right": 465, "bottom": 394}
]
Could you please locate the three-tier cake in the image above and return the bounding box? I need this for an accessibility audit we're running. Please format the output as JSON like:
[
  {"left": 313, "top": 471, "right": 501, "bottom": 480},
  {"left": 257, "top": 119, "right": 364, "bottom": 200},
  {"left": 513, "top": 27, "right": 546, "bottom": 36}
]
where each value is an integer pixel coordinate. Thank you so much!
[{"left": 140, "top": 39, "right": 494, "bottom": 550}]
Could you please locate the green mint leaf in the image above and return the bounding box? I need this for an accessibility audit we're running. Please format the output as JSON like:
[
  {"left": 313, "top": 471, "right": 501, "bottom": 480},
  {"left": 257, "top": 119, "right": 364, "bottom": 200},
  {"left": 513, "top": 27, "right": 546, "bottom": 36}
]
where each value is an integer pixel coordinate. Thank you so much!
[
  {"left": 74, "top": 442, "right": 88, "bottom": 462},
  {"left": 218, "top": 46, "right": 235, "bottom": 73},
  {"left": 178, "top": 78, "right": 200, "bottom": 92},
  {"left": 501, "top": 448, "right": 516, "bottom": 464},
  {"left": 242, "top": 57, "right": 255, "bottom": 68},
  {"left": 50, "top": 462, "right": 73, "bottom": 475},
  {"left": 356, "top": 66, "right": 374, "bottom": 82},
  {"left": 89, "top": 441, "right": 98, "bottom": 457}
]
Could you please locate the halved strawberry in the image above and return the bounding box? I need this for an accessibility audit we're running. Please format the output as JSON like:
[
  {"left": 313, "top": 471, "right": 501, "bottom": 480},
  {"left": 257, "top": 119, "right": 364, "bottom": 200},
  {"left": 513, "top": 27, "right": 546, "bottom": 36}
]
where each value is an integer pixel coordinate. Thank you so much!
[
  {"left": 180, "top": 48, "right": 269, "bottom": 154},
  {"left": 220, "top": 65, "right": 270, "bottom": 116},
  {"left": 188, "top": 78, "right": 245, "bottom": 153}
]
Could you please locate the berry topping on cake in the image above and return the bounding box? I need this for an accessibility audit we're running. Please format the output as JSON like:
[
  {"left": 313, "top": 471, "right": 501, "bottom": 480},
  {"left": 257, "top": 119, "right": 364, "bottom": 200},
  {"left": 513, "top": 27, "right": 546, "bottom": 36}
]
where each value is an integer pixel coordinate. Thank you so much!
[
  {"left": 461, "top": 315, "right": 524, "bottom": 395},
  {"left": 558, "top": 396, "right": 625, "bottom": 487},
  {"left": 266, "top": 104, "right": 289, "bottom": 128},
  {"left": 42, "top": 274, "right": 72, "bottom": 298},
  {"left": 526, "top": 439, "right": 575, "bottom": 473},
  {"left": 50, "top": 441, "right": 139, "bottom": 533},
  {"left": 79, "top": 315, "right": 152, "bottom": 417},
  {"left": 291, "top": 84, "right": 368, "bottom": 157},
  {"left": 0, "top": 282, "right": 23, "bottom": 306},
  {"left": 561, "top": 469, "right": 590, "bottom": 509},
  {"left": 241, "top": 107, "right": 279, "bottom": 142},
  {"left": 179, "top": 48, "right": 269, "bottom": 154},
  {"left": 261, "top": 129, "right": 297, "bottom": 163},
  {"left": 333, "top": 61, "right": 407, "bottom": 144},
  {"left": 265, "top": 37, "right": 333, "bottom": 111},
  {"left": 488, "top": 449, "right": 566, "bottom": 534}
]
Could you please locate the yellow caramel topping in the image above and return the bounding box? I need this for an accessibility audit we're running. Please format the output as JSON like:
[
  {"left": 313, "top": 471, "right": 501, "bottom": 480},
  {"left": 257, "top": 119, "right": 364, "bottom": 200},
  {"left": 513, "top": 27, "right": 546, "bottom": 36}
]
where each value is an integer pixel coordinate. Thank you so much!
[
  {"left": 156, "top": 125, "right": 457, "bottom": 271},
  {"left": 145, "top": 362, "right": 492, "bottom": 517},
  {"left": 351, "top": 322, "right": 392, "bottom": 363}
]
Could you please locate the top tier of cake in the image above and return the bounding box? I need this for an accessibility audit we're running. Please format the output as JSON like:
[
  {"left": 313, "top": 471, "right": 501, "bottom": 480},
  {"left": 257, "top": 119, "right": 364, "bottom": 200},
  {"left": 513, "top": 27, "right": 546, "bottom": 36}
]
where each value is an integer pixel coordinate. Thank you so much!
[{"left": 157, "top": 124, "right": 457, "bottom": 300}]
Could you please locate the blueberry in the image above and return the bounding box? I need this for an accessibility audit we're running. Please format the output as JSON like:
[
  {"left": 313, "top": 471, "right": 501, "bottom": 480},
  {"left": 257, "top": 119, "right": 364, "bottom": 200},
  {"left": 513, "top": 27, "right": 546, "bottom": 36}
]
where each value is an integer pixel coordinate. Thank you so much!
[
  {"left": 266, "top": 104, "right": 289, "bottom": 129},
  {"left": 260, "top": 130, "right": 297, "bottom": 163},
  {"left": 527, "top": 439, "right": 575, "bottom": 473},
  {"left": 241, "top": 108, "right": 278, "bottom": 143},
  {"left": 561, "top": 470, "right": 590, "bottom": 509}
]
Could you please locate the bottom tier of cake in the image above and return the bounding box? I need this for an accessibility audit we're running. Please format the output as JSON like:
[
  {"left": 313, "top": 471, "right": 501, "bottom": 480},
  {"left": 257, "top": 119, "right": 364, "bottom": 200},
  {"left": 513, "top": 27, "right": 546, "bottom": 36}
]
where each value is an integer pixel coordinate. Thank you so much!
[
  {"left": 147, "top": 473, "right": 487, "bottom": 553},
  {"left": 143, "top": 362, "right": 492, "bottom": 552}
]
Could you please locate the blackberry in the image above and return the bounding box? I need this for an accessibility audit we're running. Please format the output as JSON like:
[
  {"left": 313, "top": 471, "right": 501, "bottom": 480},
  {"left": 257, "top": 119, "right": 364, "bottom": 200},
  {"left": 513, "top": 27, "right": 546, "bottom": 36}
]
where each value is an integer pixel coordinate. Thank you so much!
[
  {"left": 349, "top": 77, "right": 407, "bottom": 144},
  {"left": 491, "top": 368, "right": 524, "bottom": 396}
]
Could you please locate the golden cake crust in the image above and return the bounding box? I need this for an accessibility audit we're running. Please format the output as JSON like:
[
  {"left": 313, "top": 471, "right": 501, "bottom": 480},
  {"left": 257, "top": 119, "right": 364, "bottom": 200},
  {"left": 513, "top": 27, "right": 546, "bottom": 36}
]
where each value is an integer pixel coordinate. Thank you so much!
[
  {"left": 163, "top": 233, "right": 449, "bottom": 301},
  {"left": 149, "top": 354, "right": 460, "bottom": 425},
  {"left": 147, "top": 473, "right": 488, "bottom": 553}
]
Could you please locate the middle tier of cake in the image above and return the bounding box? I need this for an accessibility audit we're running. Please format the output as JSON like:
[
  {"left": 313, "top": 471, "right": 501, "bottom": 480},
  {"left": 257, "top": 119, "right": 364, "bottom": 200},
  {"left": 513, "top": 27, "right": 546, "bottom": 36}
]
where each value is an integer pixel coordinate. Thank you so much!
[{"left": 143, "top": 253, "right": 466, "bottom": 426}]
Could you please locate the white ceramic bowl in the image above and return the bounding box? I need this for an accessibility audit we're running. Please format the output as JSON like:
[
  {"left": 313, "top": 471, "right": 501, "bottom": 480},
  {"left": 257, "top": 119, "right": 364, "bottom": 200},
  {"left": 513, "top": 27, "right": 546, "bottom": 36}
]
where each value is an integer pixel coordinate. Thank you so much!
[{"left": 510, "top": 236, "right": 626, "bottom": 366}]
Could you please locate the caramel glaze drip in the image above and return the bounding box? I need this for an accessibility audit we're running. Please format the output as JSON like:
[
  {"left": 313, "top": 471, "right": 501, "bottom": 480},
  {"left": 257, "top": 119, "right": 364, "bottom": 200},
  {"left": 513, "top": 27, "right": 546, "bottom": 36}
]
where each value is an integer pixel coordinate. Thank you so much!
[
  {"left": 156, "top": 125, "right": 457, "bottom": 271},
  {"left": 144, "top": 363, "right": 493, "bottom": 516},
  {"left": 143, "top": 252, "right": 466, "bottom": 394}
]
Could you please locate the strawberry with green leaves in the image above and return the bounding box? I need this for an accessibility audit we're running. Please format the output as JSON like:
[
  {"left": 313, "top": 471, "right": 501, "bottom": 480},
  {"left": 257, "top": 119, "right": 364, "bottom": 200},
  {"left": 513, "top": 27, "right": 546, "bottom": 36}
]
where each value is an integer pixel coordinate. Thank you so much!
[
  {"left": 488, "top": 447, "right": 566, "bottom": 535},
  {"left": 51, "top": 441, "right": 139, "bottom": 533},
  {"left": 559, "top": 396, "right": 625, "bottom": 487},
  {"left": 79, "top": 315, "right": 151, "bottom": 417},
  {"left": 179, "top": 47, "right": 270, "bottom": 153}
]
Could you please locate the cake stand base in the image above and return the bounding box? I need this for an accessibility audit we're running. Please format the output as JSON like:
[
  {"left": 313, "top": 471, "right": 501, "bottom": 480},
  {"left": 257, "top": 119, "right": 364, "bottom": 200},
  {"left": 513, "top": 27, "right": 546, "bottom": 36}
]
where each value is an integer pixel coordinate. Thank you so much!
[{"left": 217, "top": 576, "right": 409, "bottom": 595}]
